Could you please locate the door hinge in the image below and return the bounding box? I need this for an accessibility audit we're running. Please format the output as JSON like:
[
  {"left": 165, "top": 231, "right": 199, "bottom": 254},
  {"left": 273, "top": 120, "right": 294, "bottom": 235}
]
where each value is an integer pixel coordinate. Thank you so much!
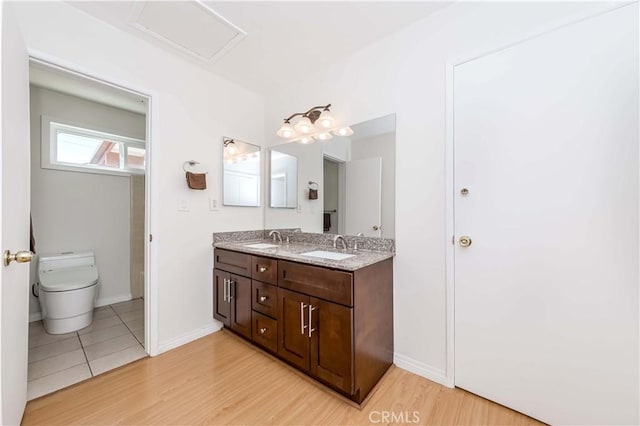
[
  {"left": 452, "top": 235, "right": 455, "bottom": 245},
  {"left": 149, "top": 234, "right": 153, "bottom": 242}
]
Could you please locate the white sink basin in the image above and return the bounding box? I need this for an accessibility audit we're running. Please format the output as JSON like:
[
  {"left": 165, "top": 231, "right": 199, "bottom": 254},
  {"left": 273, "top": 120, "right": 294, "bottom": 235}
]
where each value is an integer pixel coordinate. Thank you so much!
[
  {"left": 301, "top": 250, "right": 355, "bottom": 261},
  {"left": 244, "top": 243, "right": 279, "bottom": 249}
]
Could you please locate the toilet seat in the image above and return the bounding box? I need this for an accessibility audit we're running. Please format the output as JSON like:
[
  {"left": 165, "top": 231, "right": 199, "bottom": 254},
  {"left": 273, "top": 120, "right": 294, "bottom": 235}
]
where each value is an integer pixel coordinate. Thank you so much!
[{"left": 39, "top": 265, "right": 99, "bottom": 292}]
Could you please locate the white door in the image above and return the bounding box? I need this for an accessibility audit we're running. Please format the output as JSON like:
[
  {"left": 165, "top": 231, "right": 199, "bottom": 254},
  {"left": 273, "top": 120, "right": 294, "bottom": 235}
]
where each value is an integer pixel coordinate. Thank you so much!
[
  {"left": 454, "top": 5, "right": 638, "bottom": 425},
  {"left": 0, "top": 3, "right": 31, "bottom": 424},
  {"left": 345, "top": 157, "right": 382, "bottom": 237}
]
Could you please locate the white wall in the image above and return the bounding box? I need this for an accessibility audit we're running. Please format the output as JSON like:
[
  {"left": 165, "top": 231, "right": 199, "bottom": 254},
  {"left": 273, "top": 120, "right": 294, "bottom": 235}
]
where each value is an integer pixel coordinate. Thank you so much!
[
  {"left": 14, "top": 1, "right": 265, "bottom": 352},
  {"left": 264, "top": 1, "right": 623, "bottom": 382},
  {"left": 29, "top": 86, "right": 144, "bottom": 316}
]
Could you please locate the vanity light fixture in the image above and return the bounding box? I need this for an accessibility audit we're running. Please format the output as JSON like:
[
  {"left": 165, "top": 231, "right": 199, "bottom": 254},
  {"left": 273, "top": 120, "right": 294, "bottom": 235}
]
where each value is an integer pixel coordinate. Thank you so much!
[{"left": 276, "top": 103, "right": 353, "bottom": 144}]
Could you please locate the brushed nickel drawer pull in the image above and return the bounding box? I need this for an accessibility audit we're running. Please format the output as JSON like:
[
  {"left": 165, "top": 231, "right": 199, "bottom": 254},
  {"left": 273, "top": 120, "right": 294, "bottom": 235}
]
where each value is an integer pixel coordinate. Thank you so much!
[
  {"left": 259, "top": 327, "right": 267, "bottom": 334},
  {"left": 223, "top": 278, "right": 228, "bottom": 302},
  {"left": 300, "top": 302, "right": 308, "bottom": 335},
  {"left": 259, "top": 295, "right": 268, "bottom": 302},
  {"left": 228, "top": 280, "right": 234, "bottom": 301},
  {"left": 308, "top": 305, "right": 316, "bottom": 337},
  {"left": 258, "top": 265, "right": 268, "bottom": 273}
]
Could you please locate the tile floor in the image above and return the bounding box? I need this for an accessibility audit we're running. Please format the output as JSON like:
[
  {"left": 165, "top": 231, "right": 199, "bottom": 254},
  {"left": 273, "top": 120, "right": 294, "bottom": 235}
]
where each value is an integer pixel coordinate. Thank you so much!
[{"left": 27, "top": 298, "right": 146, "bottom": 400}]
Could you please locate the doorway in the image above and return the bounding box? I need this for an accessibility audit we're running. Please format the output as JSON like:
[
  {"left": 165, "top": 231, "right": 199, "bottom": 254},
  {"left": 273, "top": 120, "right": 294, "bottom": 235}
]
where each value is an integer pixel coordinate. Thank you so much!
[{"left": 25, "top": 59, "right": 152, "bottom": 400}]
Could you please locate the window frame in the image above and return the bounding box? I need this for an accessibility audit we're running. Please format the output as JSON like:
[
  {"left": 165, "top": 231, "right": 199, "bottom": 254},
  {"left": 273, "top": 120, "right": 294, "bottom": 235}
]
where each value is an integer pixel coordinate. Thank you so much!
[{"left": 41, "top": 115, "right": 146, "bottom": 176}]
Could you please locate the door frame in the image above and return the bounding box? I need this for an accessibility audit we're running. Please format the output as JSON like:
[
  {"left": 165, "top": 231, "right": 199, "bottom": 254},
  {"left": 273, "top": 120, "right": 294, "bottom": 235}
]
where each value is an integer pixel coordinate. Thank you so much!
[
  {"left": 443, "top": 2, "right": 633, "bottom": 388},
  {"left": 27, "top": 51, "right": 160, "bottom": 356}
]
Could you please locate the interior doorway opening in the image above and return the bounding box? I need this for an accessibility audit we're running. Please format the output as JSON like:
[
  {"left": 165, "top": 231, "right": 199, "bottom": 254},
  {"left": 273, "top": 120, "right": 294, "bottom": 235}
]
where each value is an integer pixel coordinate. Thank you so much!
[{"left": 25, "top": 58, "right": 152, "bottom": 400}]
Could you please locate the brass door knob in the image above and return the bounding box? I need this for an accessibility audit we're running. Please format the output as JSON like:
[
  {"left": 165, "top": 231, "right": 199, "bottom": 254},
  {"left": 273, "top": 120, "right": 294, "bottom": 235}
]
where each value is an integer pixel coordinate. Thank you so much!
[
  {"left": 3, "top": 250, "right": 33, "bottom": 266},
  {"left": 459, "top": 236, "right": 472, "bottom": 247}
]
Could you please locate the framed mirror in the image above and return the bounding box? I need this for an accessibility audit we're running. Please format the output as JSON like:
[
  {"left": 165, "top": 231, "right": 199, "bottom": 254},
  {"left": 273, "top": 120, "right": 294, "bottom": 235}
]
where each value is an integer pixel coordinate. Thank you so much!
[
  {"left": 264, "top": 114, "right": 395, "bottom": 238},
  {"left": 222, "top": 137, "right": 261, "bottom": 207},
  {"left": 270, "top": 150, "right": 298, "bottom": 208}
]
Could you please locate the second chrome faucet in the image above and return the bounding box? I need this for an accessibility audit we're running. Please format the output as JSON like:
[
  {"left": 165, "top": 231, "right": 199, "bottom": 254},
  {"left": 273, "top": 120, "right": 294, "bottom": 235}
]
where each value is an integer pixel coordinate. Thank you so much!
[
  {"left": 333, "top": 234, "right": 347, "bottom": 250},
  {"left": 269, "top": 230, "right": 283, "bottom": 244}
]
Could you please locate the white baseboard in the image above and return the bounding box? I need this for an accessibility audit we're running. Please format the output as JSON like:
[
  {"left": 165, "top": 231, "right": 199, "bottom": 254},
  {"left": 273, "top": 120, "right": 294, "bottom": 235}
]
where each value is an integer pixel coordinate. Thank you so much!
[
  {"left": 394, "top": 353, "right": 451, "bottom": 387},
  {"left": 157, "top": 322, "right": 222, "bottom": 354},
  {"left": 96, "top": 293, "right": 133, "bottom": 307},
  {"left": 29, "top": 312, "right": 42, "bottom": 322}
]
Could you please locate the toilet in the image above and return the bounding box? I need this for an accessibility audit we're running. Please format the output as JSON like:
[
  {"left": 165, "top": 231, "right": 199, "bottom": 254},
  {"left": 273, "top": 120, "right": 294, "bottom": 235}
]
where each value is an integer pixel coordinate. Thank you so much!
[{"left": 37, "top": 251, "right": 100, "bottom": 334}]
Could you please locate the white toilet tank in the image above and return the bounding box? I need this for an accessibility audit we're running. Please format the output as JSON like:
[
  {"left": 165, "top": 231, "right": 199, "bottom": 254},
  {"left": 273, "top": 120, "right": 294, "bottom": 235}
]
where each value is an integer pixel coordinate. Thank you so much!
[{"left": 38, "top": 251, "right": 100, "bottom": 334}]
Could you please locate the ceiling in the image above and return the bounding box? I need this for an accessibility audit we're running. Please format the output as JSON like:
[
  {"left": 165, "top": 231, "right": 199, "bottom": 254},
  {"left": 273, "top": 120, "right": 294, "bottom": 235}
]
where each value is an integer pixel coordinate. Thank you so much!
[{"left": 67, "top": 1, "right": 451, "bottom": 95}]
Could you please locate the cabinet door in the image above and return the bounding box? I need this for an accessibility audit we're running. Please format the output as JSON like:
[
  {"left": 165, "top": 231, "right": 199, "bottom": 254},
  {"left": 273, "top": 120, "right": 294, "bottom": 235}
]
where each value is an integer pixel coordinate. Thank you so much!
[
  {"left": 277, "top": 288, "right": 310, "bottom": 371},
  {"left": 229, "top": 274, "right": 252, "bottom": 339},
  {"left": 213, "top": 269, "right": 230, "bottom": 325},
  {"left": 309, "top": 297, "right": 354, "bottom": 395}
]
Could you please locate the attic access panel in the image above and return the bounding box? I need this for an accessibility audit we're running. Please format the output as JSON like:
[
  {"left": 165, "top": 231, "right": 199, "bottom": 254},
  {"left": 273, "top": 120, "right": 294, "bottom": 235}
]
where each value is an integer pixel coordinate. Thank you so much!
[{"left": 129, "top": 1, "right": 245, "bottom": 64}]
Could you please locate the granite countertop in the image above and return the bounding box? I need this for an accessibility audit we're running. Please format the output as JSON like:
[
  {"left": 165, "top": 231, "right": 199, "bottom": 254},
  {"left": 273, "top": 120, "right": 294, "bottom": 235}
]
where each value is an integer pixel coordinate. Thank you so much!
[{"left": 213, "top": 239, "right": 394, "bottom": 272}]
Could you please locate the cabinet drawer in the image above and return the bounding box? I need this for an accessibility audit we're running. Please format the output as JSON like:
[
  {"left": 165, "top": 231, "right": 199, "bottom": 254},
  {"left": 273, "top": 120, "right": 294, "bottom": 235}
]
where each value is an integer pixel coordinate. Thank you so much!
[
  {"left": 214, "top": 249, "right": 251, "bottom": 277},
  {"left": 251, "top": 256, "right": 277, "bottom": 285},
  {"left": 278, "top": 260, "right": 353, "bottom": 306},
  {"left": 252, "top": 311, "right": 277, "bottom": 353},
  {"left": 252, "top": 280, "right": 277, "bottom": 318}
]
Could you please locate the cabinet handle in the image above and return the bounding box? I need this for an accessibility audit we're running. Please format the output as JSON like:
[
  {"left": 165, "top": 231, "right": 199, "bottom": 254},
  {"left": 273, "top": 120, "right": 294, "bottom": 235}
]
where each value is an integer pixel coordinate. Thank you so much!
[
  {"left": 300, "top": 302, "right": 308, "bottom": 335},
  {"left": 259, "top": 295, "right": 268, "bottom": 302},
  {"left": 258, "top": 265, "right": 268, "bottom": 273},
  {"left": 222, "top": 278, "right": 228, "bottom": 302},
  {"left": 308, "top": 305, "right": 316, "bottom": 338},
  {"left": 228, "top": 280, "right": 234, "bottom": 301},
  {"left": 259, "top": 327, "right": 267, "bottom": 335}
]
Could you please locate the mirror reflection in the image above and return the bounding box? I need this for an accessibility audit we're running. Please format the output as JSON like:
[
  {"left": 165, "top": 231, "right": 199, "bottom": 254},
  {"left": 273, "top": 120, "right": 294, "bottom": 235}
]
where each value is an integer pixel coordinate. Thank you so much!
[
  {"left": 265, "top": 114, "right": 395, "bottom": 238},
  {"left": 270, "top": 150, "right": 298, "bottom": 208},
  {"left": 223, "top": 137, "right": 261, "bottom": 207}
]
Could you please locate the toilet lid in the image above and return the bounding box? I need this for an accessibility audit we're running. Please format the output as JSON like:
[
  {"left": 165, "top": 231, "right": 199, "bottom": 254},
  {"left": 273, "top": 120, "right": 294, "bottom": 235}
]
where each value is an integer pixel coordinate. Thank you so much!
[{"left": 39, "top": 265, "right": 99, "bottom": 292}]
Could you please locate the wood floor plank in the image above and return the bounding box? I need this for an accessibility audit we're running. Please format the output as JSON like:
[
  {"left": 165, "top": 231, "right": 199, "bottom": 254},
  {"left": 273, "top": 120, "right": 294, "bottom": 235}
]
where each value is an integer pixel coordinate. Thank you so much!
[{"left": 22, "top": 330, "right": 543, "bottom": 425}]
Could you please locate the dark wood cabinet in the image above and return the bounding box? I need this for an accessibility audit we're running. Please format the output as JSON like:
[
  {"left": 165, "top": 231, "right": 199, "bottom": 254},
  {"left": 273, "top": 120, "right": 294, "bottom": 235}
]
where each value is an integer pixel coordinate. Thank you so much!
[
  {"left": 277, "top": 287, "right": 310, "bottom": 370},
  {"left": 309, "top": 297, "right": 354, "bottom": 395},
  {"left": 277, "top": 285, "right": 355, "bottom": 394},
  {"left": 214, "top": 247, "right": 393, "bottom": 405},
  {"left": 213, "top": 269, "right": 231, "bottom": 324},
  {"left": 213, "top": 269, "right": 251, "bottom": 339}
]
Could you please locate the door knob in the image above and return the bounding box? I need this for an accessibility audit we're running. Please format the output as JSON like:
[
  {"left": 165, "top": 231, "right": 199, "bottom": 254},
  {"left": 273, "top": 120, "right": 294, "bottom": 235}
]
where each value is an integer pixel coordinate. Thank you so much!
[
  {"left": 372, "top": 225, "right": 380, "bottom": 231},
  {"left": 459, "top": 236, "right": 472, "bottom": 247},
  {"left": 3, "top": 250, "right": 33, "bottom": 266}
]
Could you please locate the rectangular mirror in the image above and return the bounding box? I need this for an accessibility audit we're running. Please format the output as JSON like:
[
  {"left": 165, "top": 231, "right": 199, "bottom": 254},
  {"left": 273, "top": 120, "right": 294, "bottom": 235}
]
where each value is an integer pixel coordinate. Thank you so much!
[
  {"left": 270, "top": 150, "right": 298, "bottom": 208},
  {"left": 223, "top": 137, "right": 261, "bottom": 207},
  {"left": 264, "top": 113, "right": 395, "bottom": 238}
]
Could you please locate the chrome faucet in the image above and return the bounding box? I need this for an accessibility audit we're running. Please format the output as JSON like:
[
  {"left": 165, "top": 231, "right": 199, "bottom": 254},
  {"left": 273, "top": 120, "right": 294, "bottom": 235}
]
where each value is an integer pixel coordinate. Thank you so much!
[
  {"left": 333, "top": 234, "right": 347, "bottom": 250},
  {"left": 269, "top": 230, "right": 283, "bottom": 244},
  {"left": 354, "top": 233, "right": 364, "bottom": 251}
]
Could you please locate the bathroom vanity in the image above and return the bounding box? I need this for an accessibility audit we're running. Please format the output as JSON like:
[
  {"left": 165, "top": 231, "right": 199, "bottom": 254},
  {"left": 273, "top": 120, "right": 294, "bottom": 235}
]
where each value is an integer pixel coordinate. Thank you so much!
[{"left": 212, "top": 239, "right": 393, "bottom": 404}]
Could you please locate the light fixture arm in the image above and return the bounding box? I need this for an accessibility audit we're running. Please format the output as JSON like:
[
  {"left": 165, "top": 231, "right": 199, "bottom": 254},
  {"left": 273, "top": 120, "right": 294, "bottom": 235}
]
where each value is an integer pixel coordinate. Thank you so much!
[{"left": 283, "top": 103, "right": 331, "bottom": 124}]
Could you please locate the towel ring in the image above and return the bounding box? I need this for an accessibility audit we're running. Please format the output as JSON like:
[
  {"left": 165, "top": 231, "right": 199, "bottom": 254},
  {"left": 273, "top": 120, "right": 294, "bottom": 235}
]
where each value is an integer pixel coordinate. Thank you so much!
[
  {"left": 183, "top": 160, "right": 207, "bottom": 174},
  {"left": 308, "top": 181, "right": 318, "bottom": 190}
]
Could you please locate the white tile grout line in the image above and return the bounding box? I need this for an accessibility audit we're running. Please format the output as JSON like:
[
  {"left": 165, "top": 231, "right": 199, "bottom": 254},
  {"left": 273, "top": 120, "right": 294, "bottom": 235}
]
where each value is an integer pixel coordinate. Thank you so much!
[
  {"left": 111, "top": 302, "right": 145, "bottom": 348},
  {"left": 78, "top": 329, "right": 95, "bottom": 377}
]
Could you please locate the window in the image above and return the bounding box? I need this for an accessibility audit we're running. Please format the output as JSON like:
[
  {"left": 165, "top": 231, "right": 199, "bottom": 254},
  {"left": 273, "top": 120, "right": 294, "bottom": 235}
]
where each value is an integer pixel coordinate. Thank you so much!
[{"left": 43, "top": 118, "right": 145, "bottom": 175}]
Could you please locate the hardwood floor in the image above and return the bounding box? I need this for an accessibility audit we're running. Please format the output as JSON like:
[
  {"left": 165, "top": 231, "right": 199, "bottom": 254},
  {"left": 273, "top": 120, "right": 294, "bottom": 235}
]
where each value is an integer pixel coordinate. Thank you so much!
[{"left": 23, "top": 330, "right": 542, "bottom": 425}]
